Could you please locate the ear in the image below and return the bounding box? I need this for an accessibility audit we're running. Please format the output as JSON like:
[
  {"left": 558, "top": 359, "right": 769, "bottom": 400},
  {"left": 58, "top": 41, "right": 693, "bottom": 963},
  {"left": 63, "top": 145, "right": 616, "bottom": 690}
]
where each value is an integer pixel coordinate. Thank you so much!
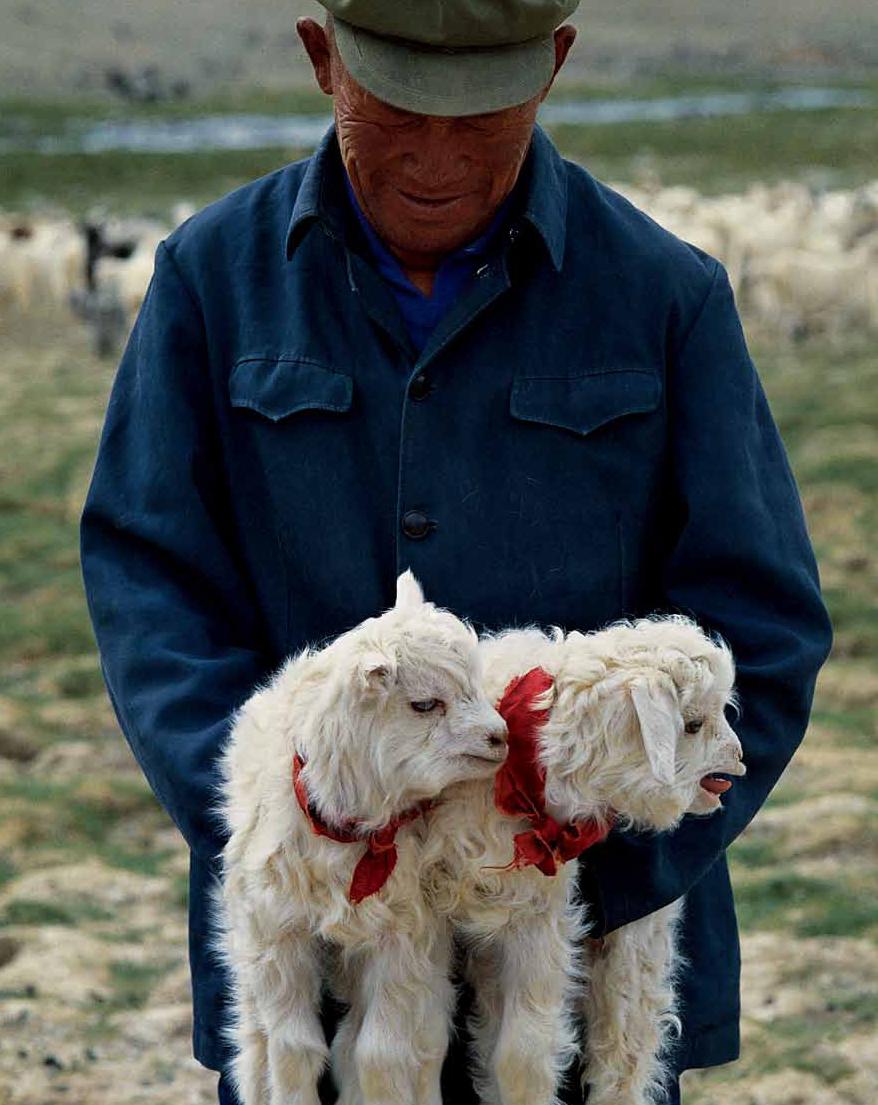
[
  {"left": 539, "top": 24, "right": 577, "bottom": 102},
  {"left": 629, "top": 676, "right": 683, "bottom": 785},
  {"left": 296, "top": 17, "right": 334, "bottom": 96},
  {"left": 355, "top": 650, "right": 397, "bottom": 696},
  {"left": 395, "top": 568, "right": 425, "bottom": 610}
]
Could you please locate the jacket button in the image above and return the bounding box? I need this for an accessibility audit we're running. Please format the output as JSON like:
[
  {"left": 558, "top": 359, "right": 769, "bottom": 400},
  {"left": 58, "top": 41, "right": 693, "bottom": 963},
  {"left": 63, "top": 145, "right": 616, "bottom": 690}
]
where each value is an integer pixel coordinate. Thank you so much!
[
  {"left": 401, "top": 510, "right": 433, "bottom": 539},
  {"left": 409, "top": 373, "right": 431, "bottom": 400}
]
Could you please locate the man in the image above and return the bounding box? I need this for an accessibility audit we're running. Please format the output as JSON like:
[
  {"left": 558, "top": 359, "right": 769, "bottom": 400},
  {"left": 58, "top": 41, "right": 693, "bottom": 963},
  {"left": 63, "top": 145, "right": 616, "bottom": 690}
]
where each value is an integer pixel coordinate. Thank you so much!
[{"left": 78, "top": 1, "right": 833, "bottom": 1102}]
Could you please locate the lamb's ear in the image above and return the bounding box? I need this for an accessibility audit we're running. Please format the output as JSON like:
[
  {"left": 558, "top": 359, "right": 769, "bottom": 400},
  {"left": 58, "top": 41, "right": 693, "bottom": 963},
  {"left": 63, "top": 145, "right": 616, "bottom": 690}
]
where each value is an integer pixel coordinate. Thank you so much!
[
  {"left": 355, "top": 650, "right": 398, "bottom": 696},
  {"left": 395, "top": 569, "right": 425, "bottom": 610},
  {"left": 629, "top": 675, "right": 683, "bottom": 785}
]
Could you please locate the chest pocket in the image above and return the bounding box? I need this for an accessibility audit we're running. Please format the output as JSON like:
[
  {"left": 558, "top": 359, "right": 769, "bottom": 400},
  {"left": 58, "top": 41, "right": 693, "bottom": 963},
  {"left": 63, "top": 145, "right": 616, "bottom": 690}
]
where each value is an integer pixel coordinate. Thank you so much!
[
  {"left": 228, "top": 356, "right": 353, "bottom": 420},
  {"left": 509, "top": 369, "right": 661, "bottom": 437}
]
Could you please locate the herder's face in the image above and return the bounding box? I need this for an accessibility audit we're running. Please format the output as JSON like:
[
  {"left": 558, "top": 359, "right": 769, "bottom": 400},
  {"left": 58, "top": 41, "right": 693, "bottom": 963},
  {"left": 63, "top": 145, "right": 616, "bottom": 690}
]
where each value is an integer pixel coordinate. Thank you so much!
[
  {"left": 334, "top": 80, "right": 538, "bottom": 265},
  {"left": 298, "top": 19, "right": 575, "bottom": 271}
]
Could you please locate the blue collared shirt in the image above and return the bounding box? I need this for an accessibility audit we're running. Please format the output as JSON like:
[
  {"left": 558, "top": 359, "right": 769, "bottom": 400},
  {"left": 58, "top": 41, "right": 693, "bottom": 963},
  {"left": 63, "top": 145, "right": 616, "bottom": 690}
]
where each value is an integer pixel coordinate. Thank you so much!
[
  {"left": 343, "top": 171, "right": 514, "bottom": 353},
  {"left": 79, "top": 122, "right": 832, "bottom": 1095}
]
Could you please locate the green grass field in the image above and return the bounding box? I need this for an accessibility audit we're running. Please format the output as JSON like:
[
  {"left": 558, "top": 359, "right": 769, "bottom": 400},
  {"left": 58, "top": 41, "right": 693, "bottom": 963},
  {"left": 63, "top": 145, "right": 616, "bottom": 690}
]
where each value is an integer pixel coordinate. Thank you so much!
[{"left": 2, "top": 74, "right": 877, "bottom": 213}]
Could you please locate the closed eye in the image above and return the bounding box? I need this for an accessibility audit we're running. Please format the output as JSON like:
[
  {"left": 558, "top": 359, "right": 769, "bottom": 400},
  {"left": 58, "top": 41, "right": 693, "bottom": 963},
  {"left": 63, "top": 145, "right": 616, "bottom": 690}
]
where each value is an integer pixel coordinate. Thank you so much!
[{"left": 411, "top": 698, "right": 442, "bottom": 713}]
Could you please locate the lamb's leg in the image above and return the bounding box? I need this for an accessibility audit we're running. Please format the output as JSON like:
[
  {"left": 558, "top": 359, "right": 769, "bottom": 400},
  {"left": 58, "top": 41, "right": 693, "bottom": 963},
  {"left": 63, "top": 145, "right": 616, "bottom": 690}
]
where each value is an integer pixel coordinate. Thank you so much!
[
  {"left": 463, "top": 943, "right": 505, "bottom": 1105},
  {"left": 490, "top": 911, "right": 580, "bottom": 1105},
  {"left": 216, "top": 879, "right": 270, "bottom": 1105},
  {"left": 225, "top": 977, "right": 270, "bottom": 1105},
  {"left": 352, "top": 935, "right": 453, "bottom": 1105},
  {"left": 242, "top": 928, "right": 328, "bottom": 1105},
  {"left": 330, "top": 989, "right": 364, "bottom": 1105},
  {"left": 413, "top": 927, "right": 456, "bottom": 1105},
  {"left": 581, "top": 901, "right": 683, "bottom": 1105}
]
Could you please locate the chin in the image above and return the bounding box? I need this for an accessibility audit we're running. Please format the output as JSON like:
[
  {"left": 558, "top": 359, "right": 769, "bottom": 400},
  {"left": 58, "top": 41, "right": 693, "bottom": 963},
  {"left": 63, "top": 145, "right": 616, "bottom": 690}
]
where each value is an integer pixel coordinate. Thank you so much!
[
  {"left": 650, "top": 805, "right": 689, "bottom": 831},
  {"left": 629, "top": 793, "right": 689, "bottom": 832},
  {"left": 687, "top": 788, "right": 725, "bottom": 816},
  {"left": 448, "top": 755, "right": 498, "bottom": 787}
]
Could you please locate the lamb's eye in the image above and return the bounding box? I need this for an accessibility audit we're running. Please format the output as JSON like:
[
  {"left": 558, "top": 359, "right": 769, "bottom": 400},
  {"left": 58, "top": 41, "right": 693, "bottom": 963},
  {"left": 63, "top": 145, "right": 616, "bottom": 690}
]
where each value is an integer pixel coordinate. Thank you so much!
[
  {"left": 684, "top": 718, "right": 704, "bottom": 734},
  {"left": 411, "top": 698, "right": 441, "bottom": 713}
]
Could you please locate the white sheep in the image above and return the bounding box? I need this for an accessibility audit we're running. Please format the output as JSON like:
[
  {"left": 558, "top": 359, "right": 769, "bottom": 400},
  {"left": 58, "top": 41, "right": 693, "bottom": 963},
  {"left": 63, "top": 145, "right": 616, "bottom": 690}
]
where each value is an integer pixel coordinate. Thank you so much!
[
  {"left": 411, "top": 614, "right": 745, "bottom": 1105},
  {"left": 0, "top": 215, "right": 84, "bottom": 311},
  {"left": 207, "top": 569, "right": 508, "bottom": 1105},
  {"left": 5, "top": 178, "right": 878, "bottom": 335}
]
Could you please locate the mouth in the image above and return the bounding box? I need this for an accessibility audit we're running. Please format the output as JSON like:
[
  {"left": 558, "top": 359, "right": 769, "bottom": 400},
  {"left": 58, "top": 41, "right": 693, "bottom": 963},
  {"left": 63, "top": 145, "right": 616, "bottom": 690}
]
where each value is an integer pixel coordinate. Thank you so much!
[
  {"left": 459, "top": 750, "right": 506, "bottom": 767},
  {"left": 700, "top": 762, "right": 745, "bottom": 796},
  {"left": 700, "top": 774, "right": 733, "bottom": 796},
  {"left": 397, "top": 189, "right": 469, "bottom": 211}
]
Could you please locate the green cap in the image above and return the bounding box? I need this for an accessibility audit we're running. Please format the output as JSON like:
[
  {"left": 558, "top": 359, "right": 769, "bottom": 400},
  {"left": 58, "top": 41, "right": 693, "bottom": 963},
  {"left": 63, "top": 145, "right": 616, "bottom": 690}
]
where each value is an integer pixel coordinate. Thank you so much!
[{"left": 319, "top": 0, "right": 579, "bottom": 117}]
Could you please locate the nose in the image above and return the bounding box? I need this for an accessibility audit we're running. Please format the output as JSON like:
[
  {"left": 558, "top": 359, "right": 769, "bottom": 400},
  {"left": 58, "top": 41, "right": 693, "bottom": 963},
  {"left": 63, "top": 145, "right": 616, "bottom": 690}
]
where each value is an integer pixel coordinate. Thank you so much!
[
  {"left": 486, "top": 726, "right": 507, "bottom": 750},
  {"left": 727, "top": 737, "right": 746, "bottom": 775},
  {"left": 402, "top": 125, "right": 471, "bottom": 183}
]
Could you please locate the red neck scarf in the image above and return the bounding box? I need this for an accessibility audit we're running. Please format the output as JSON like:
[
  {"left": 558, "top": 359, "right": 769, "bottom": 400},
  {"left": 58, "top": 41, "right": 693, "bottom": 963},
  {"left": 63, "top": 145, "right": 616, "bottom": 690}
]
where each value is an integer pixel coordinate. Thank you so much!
[
  {"left": 292, "top": 753, "right": 434, "bottom": 904},
  {"left": 493, "top": 666, "right": 614, "bottom": 876}
]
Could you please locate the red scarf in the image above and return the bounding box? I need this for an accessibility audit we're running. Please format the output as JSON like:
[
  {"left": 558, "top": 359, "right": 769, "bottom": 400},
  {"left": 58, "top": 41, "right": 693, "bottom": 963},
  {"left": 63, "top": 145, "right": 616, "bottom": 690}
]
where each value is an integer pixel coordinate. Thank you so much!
[
  {"left": 493, "top": 666, "right": 614, "bottom": 876},
  {"left": 292, "top": 753, "right": 434, "bottom": 904}
]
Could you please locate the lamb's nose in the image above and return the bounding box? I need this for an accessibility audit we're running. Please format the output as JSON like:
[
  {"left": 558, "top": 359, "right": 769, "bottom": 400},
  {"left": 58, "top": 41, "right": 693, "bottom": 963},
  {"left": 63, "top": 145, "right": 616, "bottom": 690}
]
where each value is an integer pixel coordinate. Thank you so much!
[{"left": 486, "top": 728, "right": 507, "bottom": 749}]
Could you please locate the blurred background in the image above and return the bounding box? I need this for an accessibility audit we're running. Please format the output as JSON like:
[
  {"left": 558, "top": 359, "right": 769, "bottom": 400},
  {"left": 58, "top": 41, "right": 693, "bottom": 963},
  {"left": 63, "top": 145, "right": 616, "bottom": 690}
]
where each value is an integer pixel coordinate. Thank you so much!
[{"left": 1, "top": 1, "right": 876, "bottom": 1102}]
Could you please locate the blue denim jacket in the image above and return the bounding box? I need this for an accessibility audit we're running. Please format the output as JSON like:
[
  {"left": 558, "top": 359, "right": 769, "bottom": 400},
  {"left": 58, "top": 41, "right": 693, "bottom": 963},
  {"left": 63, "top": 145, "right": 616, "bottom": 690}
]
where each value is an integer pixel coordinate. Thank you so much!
[{"left": 79, "top": 123, "right": 833, "bottom": 1099}]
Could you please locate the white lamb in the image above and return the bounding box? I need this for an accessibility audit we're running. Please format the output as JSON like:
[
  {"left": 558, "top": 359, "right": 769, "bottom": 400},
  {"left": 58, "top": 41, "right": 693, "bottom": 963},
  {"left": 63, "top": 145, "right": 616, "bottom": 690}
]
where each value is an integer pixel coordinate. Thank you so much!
[
  {"left": 416, "top": 614, "right": 745, "bottom": 1105},
  {"left": 207, "top": 569, "right": 509, "bottom": 1105}
]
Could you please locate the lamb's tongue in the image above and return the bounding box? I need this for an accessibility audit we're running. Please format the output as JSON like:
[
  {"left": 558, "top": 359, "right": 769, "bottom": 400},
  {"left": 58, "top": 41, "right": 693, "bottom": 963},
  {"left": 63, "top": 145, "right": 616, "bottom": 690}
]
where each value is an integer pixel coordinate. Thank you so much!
[{"left": 700, "top": 775, "right": 733, "bottom": 795}]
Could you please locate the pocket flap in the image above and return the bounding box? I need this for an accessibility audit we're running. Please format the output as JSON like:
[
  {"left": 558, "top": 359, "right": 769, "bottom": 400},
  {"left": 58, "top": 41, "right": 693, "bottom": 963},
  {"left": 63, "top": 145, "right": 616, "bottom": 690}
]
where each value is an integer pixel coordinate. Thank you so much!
[
  {"left": 509, "top": 370, "right": 661, "bottom": 437},
  {"left": 229, "top": 357, "right": 353, "bottom": 421}
]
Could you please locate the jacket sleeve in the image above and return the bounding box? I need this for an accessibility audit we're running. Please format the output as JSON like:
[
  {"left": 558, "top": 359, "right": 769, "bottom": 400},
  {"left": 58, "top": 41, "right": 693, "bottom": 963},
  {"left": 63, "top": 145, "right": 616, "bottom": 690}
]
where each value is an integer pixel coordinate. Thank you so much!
[
  {"left": 579, "top": 257, "right": 834, "bottom": 936},
  {"left": 79, "top": 240, "right": 272, "bottom": 864}
]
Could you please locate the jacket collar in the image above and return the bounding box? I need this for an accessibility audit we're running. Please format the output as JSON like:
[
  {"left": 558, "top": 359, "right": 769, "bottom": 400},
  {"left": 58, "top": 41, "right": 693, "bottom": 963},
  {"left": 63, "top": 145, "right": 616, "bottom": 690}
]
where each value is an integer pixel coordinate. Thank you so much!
[
  {"left": 517, "top": 123, "right": 568, "bottom": 272},
  {"left": 284, "top": 122, "right": 567, "bottom": 273}
]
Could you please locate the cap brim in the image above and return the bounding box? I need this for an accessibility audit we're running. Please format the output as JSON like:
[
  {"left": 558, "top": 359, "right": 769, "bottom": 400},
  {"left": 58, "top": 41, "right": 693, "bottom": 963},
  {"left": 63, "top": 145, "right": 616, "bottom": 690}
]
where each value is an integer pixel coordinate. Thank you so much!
[{"left": 332, "top": 18, "right": 556, "bottom": 117}]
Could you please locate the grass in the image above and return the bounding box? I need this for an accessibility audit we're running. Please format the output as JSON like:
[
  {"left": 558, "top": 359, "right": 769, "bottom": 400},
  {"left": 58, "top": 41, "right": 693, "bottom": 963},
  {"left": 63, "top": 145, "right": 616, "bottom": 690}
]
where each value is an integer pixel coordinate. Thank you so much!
[
  {"left": 810, "top": 706, "right": 876, "bottom": 748},
  {"left": 105, "top": 958, "right": 178, "bottom": 1011},
  {"left": 0, "top": 147, "right": 309, "bottom": 220},
  {"left": 0, "top": 857, "right": 18, "bottom": 887},
  {"left": 1, "top": 75, "right": 876, "bottom": 213},
  {"left": 0, "top": 773, "right": 178, "bottom": 877},
  {"left": 733, "top": 873, "right": 878, "bottom": 939},
  {"left": 548, "top": 105, "right": 878, "bottom": 193},
  {"left": 2, "top": 74, "right": 873, "bottom": 135},
  {"left": 0, "top": 897, "right": 113, "bottom": 927}
]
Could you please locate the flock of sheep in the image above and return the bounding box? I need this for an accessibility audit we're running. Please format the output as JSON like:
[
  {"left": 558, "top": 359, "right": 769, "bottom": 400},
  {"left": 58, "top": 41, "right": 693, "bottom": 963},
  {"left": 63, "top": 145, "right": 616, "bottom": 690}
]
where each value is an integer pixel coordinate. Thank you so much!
[
  {"left": 1, "top": 177, "right": 876, "bottom": 344},
  {"left": 622, "top": 176, "right": 878, "bottom": 340}
]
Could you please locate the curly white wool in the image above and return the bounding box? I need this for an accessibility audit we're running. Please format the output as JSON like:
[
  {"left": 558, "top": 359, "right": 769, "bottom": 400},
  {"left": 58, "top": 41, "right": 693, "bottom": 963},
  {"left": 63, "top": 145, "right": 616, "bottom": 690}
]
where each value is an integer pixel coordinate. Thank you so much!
[
  {"left": 207, "top": 569, "right": 508, "bottom": 1105},
  {"left": 419, "top": 613, "right": 744, "bottom": 1105}
]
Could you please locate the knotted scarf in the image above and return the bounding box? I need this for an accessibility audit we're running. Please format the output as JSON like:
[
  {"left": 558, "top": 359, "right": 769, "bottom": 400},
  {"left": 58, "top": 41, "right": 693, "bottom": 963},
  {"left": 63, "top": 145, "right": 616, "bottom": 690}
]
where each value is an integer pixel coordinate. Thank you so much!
[
  {"left": 292, "top": 753, "right": 434, "bottom": 904},
  {"left": 493, "top": 666, "right": 614, "bottom": 876}
]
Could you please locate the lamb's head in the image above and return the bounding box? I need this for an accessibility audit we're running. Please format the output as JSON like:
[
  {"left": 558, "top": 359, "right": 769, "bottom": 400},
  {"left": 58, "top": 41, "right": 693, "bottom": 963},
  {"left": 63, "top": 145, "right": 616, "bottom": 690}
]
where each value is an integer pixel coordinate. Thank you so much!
[
  {"left": 303, "top": 570, "right": 508, "bottom": 823},
  {"left": 546, "top": 615, "right": 745, "bottom": 832}
]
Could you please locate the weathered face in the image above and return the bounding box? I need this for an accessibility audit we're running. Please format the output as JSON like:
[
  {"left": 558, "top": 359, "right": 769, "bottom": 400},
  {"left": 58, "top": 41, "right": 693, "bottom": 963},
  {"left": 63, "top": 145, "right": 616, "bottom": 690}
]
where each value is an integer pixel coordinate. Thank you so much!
[
  {"left": 332, "top": 84, "right": 538, "bottom": 268},
  {"left": 296, "top": 18, "right": 576, "bottom": 273}
]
